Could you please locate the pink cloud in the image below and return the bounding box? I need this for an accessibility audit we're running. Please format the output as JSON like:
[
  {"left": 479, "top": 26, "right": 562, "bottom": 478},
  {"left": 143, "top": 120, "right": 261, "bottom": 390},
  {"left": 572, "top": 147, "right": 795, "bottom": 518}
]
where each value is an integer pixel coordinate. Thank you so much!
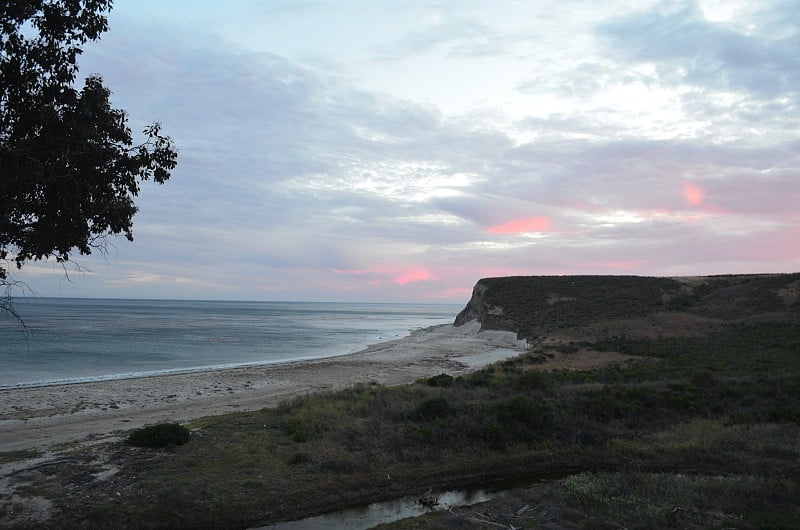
[
  {"left": 392, "top": 268, "right": 434, "bottom": 285},
  {"left": 431, "top": 286, "right": 474, "bottom": 299},
  {"left": 487, "top": 216, "right": 552, "bottom": 234},
  {"left": 684, "top": 183, "right": 705, "bottom": 206},
  {"left": 600, "top": 260, "right": 652, "bottom": 271},
  {"left": 332, "top": 267, "right": 435, "bottom": 286}
]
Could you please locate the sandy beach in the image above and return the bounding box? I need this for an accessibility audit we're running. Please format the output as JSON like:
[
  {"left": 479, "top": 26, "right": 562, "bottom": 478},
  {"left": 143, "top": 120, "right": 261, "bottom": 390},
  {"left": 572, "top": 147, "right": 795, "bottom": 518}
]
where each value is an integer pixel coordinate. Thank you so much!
[{"left": 0, "top": 322, "right": 526, "bottom": 454}]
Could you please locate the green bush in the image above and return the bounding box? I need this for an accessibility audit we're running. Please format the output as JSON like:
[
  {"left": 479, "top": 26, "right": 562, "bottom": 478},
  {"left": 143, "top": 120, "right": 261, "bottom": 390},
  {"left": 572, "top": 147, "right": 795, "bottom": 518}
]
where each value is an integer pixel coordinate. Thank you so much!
[
  {"left": 127, "top": 423, "right": 190, "bottom": 448},
  {"left": 489, "top": 395, "right": 553, "bottom": 429},
  {"left": 426, "top": 373, "right": 454, "bottom": 387},
  {"left": 287, "top": 452, "right": 311, "bottom": 465},
  {"left": 690, "top": 369, "right": 716, "bottom": 388},
  {"left": 516, "top": 369, "right": 549, "bottom": 391},
  {"left": 465, "top": 368, "right": 493, "bottom": 387},
  {"left": 744, "top": 508, "right": 800, "bottom": 529},
  {"left": 557, "top": 343, "right": 580, "bottom": 354},
  {"left": 412, "top": 397, "right": 452, "bottom": 421},
  {"left": 282, "top": 419, "right": 307, "bottom": 442}
]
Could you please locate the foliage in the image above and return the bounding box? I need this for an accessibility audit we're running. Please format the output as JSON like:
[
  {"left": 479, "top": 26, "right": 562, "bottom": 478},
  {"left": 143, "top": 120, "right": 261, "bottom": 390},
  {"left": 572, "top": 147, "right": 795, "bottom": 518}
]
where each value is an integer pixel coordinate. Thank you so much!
[
  {"left": 586, "top": 322, "right": 800, "bottom": 379},
  {"left": 472, "top": 275, "right": 685, "bottom": 337},
  {"left": 287, "top": 451, "right": 311, "bottom": 465},
  {"left": 514, "top": 369, "right": 549, "bottom": 391},
  {"left": 412, "top": 396, "right": 452, "bottom": 421},
  {"left": 0, "top": 1, "right": 177, "bottom": 282},
  {"left": 552, "top": 471, "right": 800, "bottom": 530},
  {"left": 425, "top": 373, "right": 454, "bottom": 387},
  {"left": 127, "top": 423, "right": 190, "bottom": 448},
  {"left": 468, "top": 274, "right": 800, "bottom": 341}
]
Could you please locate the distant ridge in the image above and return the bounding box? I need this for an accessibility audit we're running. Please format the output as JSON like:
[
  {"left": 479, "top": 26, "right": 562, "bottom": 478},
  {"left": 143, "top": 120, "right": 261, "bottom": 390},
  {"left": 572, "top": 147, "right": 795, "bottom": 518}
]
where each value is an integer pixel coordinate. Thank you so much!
[{"left": 455, "top": 274, "right": 800, "bottom": 342}]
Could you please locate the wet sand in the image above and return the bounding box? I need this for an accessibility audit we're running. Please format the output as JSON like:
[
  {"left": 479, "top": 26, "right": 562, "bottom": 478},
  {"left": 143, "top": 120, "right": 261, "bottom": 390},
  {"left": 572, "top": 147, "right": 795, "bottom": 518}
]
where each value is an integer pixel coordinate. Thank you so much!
[{"left": 0, "top": 322, "right": 526, "bottom": 453}]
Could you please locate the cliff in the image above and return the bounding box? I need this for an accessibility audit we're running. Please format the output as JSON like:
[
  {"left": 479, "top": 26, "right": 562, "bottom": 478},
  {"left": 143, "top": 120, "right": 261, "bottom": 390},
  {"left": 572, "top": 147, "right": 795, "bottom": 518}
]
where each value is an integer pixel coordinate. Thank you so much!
[
  {"left": 454, "top": 273, "right": 800, "bottom": 341},
  {"left": 454, "top": 280, "right": 523, "bottom": 337}
]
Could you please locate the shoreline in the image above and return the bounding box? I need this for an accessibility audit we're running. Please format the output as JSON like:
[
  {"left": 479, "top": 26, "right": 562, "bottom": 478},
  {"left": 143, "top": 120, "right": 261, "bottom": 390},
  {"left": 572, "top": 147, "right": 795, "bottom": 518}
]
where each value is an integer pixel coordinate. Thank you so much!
[
  {"left": 0, "top": 322, "right": 438, "bottom": 392},
  {"left": 0, "top": 322, "right": 527, "bottom": 453},
  {"left": 0, "top": 324, "right": 429, "bottom": 392},
  {"left": 0, "top": 347, "right": 405, "bottom": 392},
  {"left": 0, "top": 298, "right": 462, "bottom": 391}
]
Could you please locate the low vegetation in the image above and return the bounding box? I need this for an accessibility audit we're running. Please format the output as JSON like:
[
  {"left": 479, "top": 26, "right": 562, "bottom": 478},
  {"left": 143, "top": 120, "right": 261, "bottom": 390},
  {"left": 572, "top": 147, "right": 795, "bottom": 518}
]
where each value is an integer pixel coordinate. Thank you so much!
[
  {"left": 126, "top": 423, "right": 191, "bottom": 448},
  {"left": 379, "top": 470, "right": 800, "bottom": 529},
  {"left": 467, "top": 273, "right": 800, "bottom": 340},
  {"left": 3, "top": 274, "right": 799, "bottom": 528}
]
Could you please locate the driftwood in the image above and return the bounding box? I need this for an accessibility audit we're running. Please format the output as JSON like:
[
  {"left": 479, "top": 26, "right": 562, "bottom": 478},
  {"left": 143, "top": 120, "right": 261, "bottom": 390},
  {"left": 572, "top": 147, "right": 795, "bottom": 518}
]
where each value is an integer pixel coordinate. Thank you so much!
[{"left": 417, "top": 488, "right": 439, "bottom": 510}]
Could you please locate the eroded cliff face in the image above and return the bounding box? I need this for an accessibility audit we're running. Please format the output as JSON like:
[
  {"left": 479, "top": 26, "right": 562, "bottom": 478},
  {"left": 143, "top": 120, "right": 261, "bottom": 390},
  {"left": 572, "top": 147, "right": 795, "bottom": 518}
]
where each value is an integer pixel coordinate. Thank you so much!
[
  {"left": 454, "top": 279, "right": 523, "bottom": 337},
  {"left": 453, "top": 281, "right": 486, "bottom": 326}
]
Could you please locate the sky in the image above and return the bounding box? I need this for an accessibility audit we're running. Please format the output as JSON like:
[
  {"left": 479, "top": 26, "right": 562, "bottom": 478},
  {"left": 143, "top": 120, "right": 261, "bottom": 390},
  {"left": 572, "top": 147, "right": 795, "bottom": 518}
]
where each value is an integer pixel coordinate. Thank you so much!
[{"left": 11, "top": 0, "right": 800, "bottom": 302}]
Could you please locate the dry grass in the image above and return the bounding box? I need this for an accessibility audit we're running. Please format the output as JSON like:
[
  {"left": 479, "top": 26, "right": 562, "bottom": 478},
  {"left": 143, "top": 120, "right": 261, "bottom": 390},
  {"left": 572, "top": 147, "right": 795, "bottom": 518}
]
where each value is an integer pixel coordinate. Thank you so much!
[
  {"left": 522, "top": 347, "right": 654, "bottom": 372},
  {"left": 777, "top": 280, "right": 800, "bottom": 306}
]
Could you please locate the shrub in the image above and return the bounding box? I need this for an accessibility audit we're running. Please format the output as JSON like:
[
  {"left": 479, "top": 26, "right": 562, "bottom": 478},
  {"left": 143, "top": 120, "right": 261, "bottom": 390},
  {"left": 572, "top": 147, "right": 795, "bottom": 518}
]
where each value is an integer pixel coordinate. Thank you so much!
[
  {"left": 426, "top": 373, "right": 454, "bottom": 387},
  {"left": 465, "top": 369, "right": 493, "bottom": 387},
  {"left": 282, "top": 419, "right": 307, "bottom": 442},
  {"left": 516, "top": 369, "right": 549, "bottom": 391},
  {"left": 557, "top": 342, "right": 580, "bottom": 354},
  {"left": 691, "top": 370, "right": 716, "bottom": 388},
  {"left": 412, "top": 397, "right": 452, "bottom": 421},
  {"left": 127, "top": 423, "right": 191, "bottom": 448},
  {"left": 287, "top": 452, "right": 311, "bottom": 465},
  {"left": 744, "top": 508, "right": 800, "bottom": 529},
  {"left": 489, "top": 395, "right": 553, "bottom": 430}
]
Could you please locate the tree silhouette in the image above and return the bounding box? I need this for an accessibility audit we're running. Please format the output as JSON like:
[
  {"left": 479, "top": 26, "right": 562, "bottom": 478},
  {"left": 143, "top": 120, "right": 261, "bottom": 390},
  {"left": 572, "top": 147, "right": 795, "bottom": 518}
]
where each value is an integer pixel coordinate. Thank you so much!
[{"left": 1, "top": 1, "right": 177, "bottom": 300}]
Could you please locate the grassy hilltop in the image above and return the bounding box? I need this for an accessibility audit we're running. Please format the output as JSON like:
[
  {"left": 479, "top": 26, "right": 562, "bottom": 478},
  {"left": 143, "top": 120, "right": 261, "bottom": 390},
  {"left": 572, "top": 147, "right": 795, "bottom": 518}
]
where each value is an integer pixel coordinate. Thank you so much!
[
  {"left": 3, "top": 274, "right": 800, "bottom": 529},
  {"left": 456, "top": 273, "right": 800, "bottom": 340}
]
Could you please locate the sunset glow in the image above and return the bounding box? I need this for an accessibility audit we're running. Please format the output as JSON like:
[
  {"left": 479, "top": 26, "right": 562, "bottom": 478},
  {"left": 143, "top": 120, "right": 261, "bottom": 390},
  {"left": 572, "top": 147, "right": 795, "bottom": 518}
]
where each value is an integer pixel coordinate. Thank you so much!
[
  {"left": 6, "top": 0, "right": 796, "bottom": 303},
  {"left": 392, "top": 268, "right": 434, "bottom": 285},
  {"left": 487, "top": 217, "right": 552, "bottom": 234},
  {"left": 684, "top": 183, "right": 705, "bottom": 207}
]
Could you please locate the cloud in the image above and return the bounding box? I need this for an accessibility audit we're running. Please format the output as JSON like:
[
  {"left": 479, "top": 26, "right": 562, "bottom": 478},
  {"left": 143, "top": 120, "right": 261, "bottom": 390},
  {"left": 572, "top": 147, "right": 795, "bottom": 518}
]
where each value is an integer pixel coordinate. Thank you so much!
[
  {"left": 374, "top": 18, "right": 499, "bottom": 60},
  {"left": 12, "top": 4, "right": 797, "bottom": 303},
  {"left": 392, "top": 268, "right": 434, "bottom": 285},
  {"left": 487, "top": 217, "right": 552, "bottom": 234},
  {"left": 330, "top": 266, "right": 434, "bottom": 287},
  {"left": 596, "top": 0, "right": 800, "bottom": 139},
  {"left": 684, "top": 183, "right": 705, "bottom": 206}
]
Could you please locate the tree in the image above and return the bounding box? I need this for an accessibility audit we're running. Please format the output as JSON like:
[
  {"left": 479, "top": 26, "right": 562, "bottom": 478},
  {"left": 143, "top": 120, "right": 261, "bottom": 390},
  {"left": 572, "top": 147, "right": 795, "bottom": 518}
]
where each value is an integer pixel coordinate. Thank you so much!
[{"left": 0, "top": 0, "right": 177, "bottom": 295}]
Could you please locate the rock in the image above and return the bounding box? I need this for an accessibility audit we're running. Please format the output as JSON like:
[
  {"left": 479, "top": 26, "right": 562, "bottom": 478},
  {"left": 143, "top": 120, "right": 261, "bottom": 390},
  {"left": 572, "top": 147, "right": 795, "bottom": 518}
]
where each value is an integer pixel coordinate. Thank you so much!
[{"left": 454, "top": 279, "right": 524, "bottom": 338}]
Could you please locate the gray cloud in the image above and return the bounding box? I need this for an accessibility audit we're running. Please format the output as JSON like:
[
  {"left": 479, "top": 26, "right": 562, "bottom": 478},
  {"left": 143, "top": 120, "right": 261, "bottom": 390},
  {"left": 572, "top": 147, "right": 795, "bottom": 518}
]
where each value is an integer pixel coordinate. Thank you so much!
[
  {"left": 374, "top": 18, "right": 498, "bottom": 59},
  {"left": 597, "top": 1, "right": 800, "bottom": 99},
  {"left": 16, "top": 4, "right": 797, "bottom": 302}
]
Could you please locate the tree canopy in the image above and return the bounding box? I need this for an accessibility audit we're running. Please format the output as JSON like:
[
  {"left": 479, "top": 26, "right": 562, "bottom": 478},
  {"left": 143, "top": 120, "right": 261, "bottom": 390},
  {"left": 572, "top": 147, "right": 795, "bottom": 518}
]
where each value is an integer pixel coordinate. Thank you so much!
[{"left": 0, "top": 0, "right": 177, "bottom": 284}]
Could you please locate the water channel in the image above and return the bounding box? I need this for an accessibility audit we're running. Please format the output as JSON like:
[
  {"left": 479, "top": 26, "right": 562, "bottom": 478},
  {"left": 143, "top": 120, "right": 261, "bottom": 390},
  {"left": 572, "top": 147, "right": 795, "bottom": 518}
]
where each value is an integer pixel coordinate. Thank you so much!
[{"left": 255, "top": 487, "right": 501, "bottom": 530}]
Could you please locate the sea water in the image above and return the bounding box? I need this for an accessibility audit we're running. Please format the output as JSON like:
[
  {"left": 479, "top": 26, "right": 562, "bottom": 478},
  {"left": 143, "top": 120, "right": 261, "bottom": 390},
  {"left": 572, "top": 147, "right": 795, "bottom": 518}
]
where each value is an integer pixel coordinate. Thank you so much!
[{"left": 0, "top": 298, "right": 461, "bottom": 389}]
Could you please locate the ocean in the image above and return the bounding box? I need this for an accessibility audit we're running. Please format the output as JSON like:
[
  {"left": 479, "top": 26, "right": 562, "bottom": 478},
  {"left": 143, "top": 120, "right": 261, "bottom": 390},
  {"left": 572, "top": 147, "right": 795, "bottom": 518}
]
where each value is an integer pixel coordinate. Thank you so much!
[{"left": 0, "top": 298, "right": 462, "bottom": 389}]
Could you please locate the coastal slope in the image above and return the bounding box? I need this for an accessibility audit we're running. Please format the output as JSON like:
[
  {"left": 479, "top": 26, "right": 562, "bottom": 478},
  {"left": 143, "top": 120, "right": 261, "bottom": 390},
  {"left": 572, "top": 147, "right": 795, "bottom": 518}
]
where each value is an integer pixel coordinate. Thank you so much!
[{"left": 455, "top": 273, "right": 800, "bottom": 341}]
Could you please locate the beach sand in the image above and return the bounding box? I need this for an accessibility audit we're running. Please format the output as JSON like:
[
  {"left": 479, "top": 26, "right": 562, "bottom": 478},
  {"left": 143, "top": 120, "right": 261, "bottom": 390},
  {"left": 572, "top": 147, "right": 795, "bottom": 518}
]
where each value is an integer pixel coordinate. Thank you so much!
[{"left": 0, "top": 322, "right": 526, "bottom": 454}]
